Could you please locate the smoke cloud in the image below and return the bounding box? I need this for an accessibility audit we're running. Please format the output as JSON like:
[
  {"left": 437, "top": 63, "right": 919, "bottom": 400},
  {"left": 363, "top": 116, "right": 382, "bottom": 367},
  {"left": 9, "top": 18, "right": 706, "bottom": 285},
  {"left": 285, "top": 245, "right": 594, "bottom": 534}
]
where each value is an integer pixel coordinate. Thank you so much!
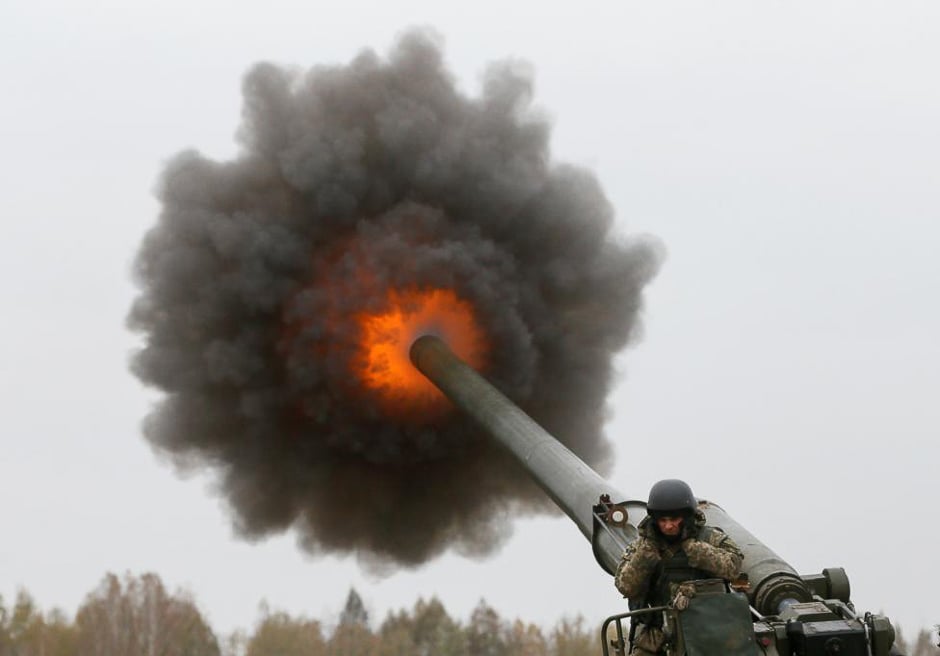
[{"left": 129, "top": 30, "right": 661, "bottom": 567}]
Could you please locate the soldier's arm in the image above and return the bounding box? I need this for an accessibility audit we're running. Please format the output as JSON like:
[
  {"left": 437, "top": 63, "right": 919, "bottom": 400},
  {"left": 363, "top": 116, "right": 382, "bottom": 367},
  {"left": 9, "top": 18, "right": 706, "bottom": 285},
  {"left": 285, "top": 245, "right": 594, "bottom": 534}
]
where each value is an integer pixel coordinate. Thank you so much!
[
  {"left": 614, "top": 538, "right": 661, "bottom": 598},
  {"left": 682, "top": 531, "right": 743, "bottom": 581}
]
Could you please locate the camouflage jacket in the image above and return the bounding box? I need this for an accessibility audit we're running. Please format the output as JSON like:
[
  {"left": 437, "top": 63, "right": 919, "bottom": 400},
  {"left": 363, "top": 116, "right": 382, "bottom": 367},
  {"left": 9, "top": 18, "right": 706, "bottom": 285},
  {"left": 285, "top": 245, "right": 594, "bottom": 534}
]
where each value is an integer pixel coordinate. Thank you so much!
[{"left": 614, "top": 509, "right": 743, "bottom": 603}]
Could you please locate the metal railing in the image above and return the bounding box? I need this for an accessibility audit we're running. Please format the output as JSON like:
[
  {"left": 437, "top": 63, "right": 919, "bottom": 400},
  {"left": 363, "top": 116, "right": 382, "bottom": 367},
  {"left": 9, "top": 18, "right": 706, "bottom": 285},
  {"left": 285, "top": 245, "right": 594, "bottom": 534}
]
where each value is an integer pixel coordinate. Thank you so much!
[{"left": 600, "top": 606, "right": 671, "bottom": 656}]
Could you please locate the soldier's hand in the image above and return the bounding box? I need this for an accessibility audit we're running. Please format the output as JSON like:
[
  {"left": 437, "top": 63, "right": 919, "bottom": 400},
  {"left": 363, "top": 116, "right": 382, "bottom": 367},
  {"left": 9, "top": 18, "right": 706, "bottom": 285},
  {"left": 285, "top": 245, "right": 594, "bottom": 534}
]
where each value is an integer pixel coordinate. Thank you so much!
[
  {"left": 681, "top": 538, "right": 709, "bottom": 566},
  {"left": 633, "top": 537, "right": 661, "bottom": 566},
  {"left": 682, "top": 538, "right": 738, "bottom": 577},
  {"left": 673, "top": 582, "right": 697, "bottom": 611},
  {"left": 614, "top": 537, "right": 661, "bottom": 597}
]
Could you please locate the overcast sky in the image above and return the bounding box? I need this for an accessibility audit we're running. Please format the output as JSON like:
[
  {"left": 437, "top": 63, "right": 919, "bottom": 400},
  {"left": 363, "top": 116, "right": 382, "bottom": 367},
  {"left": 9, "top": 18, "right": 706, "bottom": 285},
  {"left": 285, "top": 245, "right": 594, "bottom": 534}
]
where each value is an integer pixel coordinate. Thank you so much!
[{"left": 1, "top": 0, "right": 938, "bottom": 642}]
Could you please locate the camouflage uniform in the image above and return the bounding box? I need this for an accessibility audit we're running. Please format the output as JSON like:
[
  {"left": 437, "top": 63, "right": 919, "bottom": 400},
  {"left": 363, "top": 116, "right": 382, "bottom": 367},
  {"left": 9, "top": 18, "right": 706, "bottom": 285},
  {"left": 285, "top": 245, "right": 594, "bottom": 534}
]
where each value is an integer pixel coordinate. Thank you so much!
[{"left": 614, "top": 510, "right": 743, "bottom": 655}]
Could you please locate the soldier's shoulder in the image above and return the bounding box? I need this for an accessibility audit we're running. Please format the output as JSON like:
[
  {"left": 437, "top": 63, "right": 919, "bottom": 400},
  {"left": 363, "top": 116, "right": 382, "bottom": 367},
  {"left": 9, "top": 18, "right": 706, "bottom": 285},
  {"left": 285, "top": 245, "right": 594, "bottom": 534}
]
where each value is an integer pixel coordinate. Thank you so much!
[{"left": 619, "top": 541, "right": 638, "bottom": 562}]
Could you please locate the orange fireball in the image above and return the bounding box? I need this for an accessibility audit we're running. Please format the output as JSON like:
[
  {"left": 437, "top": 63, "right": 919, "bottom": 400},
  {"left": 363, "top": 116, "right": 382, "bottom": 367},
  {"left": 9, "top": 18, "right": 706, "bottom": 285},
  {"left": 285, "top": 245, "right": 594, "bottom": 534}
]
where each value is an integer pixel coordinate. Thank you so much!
[{"left": 354, "top": 288, "right": 488, "bottom": 414}]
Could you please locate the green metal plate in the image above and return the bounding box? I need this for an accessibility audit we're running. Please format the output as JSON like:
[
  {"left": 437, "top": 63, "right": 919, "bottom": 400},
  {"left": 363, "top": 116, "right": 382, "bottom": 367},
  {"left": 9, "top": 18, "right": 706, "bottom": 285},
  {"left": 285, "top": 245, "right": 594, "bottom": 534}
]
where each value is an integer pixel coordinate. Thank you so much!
[{"left": 679, "top": 593, "right": 760, "bottom": 656}]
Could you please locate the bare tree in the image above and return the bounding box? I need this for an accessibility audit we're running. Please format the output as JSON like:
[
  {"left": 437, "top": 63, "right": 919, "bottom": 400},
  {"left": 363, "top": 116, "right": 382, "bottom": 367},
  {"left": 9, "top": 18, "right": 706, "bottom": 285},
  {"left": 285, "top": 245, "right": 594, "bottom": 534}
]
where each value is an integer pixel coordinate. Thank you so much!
[
  {"left": 0, "top": 590, "right": 77, "bottom": 656},
  {"left": 466, "top": 601, "right": 508, "bottom": 656},
  {"left": 549, "top": 616, "right": 595, "bottom": 656},
  {"left": 220, "top": 630, "right": 247, "bottom": 656},
  {"left": 409, "top": 597, "right": 466, "bottom": 656},
  {"left": 910, "top": 627, "right": 940, "bottom": 656},
  {"left": 506, "top": 620, "right": 547, "bottom": 656},
  {"left": 245, "top": 608, "right": 325, "bottom": 656},
  {"left": 74, "top": 572, "right": 219, "bottom": 656},
  {"left": 376, "top": 610, "right": 415, "bottom": 656}
]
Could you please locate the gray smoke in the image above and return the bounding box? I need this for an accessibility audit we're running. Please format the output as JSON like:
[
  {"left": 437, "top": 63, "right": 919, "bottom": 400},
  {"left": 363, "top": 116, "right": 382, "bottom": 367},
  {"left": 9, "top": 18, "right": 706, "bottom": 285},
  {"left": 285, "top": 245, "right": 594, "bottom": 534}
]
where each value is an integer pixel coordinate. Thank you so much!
[{"left": 129, "top": 30, "right": 661, "bottom": 568}]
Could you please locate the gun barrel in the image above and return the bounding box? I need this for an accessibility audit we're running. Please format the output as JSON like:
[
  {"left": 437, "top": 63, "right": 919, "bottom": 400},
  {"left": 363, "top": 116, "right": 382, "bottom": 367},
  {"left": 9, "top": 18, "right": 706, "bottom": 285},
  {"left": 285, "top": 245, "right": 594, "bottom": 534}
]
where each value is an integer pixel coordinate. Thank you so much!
[
  {"left": 410, "top": 334, "right": 616, "bottom": 540},
  {"left": 409, "top": 335, "right": 810, "bottom": 615}
]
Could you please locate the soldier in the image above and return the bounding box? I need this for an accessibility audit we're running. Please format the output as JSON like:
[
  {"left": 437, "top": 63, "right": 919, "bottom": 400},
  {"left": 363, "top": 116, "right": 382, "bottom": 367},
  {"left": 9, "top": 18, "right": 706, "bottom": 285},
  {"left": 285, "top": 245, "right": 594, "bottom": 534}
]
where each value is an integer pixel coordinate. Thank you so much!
[{"left": 615, "top": 479, "right": 743, "bottom": 655}]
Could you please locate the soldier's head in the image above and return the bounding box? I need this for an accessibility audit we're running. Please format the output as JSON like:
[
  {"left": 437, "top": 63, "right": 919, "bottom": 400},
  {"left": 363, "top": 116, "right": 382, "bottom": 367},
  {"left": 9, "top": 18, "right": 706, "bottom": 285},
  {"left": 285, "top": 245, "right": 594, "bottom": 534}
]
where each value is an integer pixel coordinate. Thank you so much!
[{"left": 647, "top": 479, "right": 697, "bottom": 539}]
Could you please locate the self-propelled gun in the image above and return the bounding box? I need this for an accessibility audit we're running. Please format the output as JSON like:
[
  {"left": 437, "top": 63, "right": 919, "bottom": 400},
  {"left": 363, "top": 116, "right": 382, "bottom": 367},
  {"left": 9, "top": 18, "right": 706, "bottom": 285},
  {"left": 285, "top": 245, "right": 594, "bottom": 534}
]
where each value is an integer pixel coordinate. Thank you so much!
[{"left": 409, "top": 335, "right": 899, "bottom": 656}]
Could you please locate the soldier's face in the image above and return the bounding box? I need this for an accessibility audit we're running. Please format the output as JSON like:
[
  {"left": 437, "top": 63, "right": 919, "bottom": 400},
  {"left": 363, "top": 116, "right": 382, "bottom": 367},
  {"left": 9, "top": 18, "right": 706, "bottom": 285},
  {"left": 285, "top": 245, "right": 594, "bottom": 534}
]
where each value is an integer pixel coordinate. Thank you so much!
[{"left": 656, "top": 515, "right": 683, "bottom": 537}]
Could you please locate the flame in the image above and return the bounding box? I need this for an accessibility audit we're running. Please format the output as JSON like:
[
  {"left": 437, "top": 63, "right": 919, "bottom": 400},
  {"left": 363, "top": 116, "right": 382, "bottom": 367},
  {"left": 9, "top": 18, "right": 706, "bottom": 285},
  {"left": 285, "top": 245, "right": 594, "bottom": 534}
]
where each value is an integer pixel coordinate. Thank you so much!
[{"left": 355, "top": 288, "right": 488, "bottom": 413}]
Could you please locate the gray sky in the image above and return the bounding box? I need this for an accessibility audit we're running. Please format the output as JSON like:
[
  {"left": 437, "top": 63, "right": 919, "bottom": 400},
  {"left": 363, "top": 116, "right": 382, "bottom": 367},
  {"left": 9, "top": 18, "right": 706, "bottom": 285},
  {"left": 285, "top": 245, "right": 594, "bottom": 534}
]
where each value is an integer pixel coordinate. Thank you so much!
[{"left": 1, "top": 0, "right": 938, "bottom": 641}]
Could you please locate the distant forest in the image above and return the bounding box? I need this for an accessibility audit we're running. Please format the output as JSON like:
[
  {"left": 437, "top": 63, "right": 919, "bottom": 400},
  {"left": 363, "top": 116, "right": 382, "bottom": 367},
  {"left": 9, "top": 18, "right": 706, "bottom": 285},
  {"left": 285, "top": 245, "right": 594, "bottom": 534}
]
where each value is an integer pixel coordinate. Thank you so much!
[{"left": 0, "top": 572, "right": 936, "bottom": 656}]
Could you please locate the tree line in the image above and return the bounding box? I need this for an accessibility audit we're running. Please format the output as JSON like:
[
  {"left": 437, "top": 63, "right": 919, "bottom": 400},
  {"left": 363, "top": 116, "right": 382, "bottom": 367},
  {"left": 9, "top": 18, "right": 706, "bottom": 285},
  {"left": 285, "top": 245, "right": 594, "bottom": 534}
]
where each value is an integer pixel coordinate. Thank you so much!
[
  {"left": 0, "top": 572, "right": 595, "bottom": 656},
  {"left": 0, "top": 572, "right": 936, "bottom": 656}
]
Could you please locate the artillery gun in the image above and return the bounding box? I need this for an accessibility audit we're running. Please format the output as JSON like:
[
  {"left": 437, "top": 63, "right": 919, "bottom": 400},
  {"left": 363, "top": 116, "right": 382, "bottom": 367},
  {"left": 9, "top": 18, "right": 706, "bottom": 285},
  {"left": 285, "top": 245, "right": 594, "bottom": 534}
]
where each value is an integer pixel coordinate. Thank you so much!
[{"left": 409, "top": 335, "right": 900, "bottom": 656}]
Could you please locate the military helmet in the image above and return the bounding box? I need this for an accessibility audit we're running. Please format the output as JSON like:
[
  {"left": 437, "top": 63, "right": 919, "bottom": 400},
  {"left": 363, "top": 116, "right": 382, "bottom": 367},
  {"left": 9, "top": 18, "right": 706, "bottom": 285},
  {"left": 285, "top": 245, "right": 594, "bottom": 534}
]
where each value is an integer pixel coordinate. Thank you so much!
[{"left": 646, "top": 479, "right": 697, "bottom": 515}]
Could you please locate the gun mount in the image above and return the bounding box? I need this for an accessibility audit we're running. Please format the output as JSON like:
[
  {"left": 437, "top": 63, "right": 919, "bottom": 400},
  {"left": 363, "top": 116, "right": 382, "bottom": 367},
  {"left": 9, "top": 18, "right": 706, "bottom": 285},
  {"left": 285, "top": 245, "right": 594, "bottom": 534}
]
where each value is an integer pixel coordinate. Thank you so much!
[{"left": 409, "top": 335, "right": 899, "bottom": 656}]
